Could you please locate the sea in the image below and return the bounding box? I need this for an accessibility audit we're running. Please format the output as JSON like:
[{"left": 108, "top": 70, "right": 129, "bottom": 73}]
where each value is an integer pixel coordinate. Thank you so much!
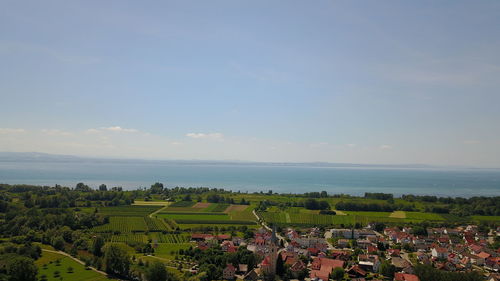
[{"left": 0, "top": 159, "right": 499, "bottom": 197}]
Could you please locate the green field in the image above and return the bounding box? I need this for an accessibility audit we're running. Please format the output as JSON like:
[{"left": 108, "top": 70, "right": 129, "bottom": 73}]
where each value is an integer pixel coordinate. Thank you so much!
[
  {"left": 149, "top": 233, "right": 190, "bottom": 243},
  {"left": 82, "top": 205, "right": 161, "bottom": 217},
  {"left": 154, "top": 243, "right": 194, "bottom": 259},
  {"left": 211, "top": 203, "right": 230, "bottom": 212},
  {"left": 111, "top": 233, "right": 148, "bottom": 243},
  {"left": 344, "top": 211, "right": 392, "bottom": 217},
  {"left": 144, "top": 217, "right": 170, "bottom": 231},
  {"left": 405, "top": 212, "right": 444, "bottom": 221},
  {"left": 93, "top": 216, "right": 148, "bottom": 233},
  {"left": 158, "top": 213, "right": 230, "bottom": 221},
  {"left": 37, "top": 252, "right": 111, "bottom": 281},
  {"left": 169, "top": 201, "right": 196, "bottom": 208},
  {"left": 471, "top": 215, "right": 500, "bottom": 222},
  {"left": 157, "top": 211, "right": 255, "bottom": 225},
  {"left": 259, "top": 209, "right": 451, "bottom": 226}
]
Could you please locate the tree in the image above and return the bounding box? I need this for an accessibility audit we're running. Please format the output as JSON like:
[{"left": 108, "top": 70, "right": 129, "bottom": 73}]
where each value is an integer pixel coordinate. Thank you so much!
[
  {"left": 330, "top": 267, "right": 344, "bottom": 280},
  {"left": 146, "top": 261, "right": 171, "bottom": 281},
  {"left": 150, "top": 182, "right": 164, "bottom": 194},
  {"left": 75, "top": 182, "right": 92, "bottom": 192},
  {"left": 92, "top": 236, "right": 105, "bottom": 257},
  {"left": 99, "top": 184, "right": 107, "bottom": 191},
  {"left": 52, "top": 236, "right": 65, "bottom": 250},
  {"left": 379, "top": 261, "right": 396, "bottom": 278},
  {"left": 7, "top": 256, "right": 38, "bottom": 281},
  {"left": 104, "top": 244, "right": 130, "bottom": 277}
]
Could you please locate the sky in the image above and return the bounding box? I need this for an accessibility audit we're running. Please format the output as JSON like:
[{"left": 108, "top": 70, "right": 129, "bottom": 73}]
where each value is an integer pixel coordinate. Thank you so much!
[{"left": 1, "top": 1, "right": 499, "bottom": 167}]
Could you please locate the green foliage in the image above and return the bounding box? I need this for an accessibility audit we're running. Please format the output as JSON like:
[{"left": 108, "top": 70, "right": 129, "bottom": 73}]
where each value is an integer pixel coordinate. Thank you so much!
[
  {"left": 150, "top": 183, "right": 165, "bottom": 194},
  {"left": 104, "top": 244, "right": 130, "bottom": 277},
  {"left": 414, "top": 264, "right": 483, "bottom": 281},
  {"left": 92, "top": 236, "right": 105, "bottom": 257},
  {"left": 303, "top": 198, "right": 330, "bottom": 210},
  {"left": 146, "top": 261, "right": 170, "bottom": 281},
  {"left": 6, "top": 255, "right": 38, "bottom": 281},
  {"left": 379, "top": 261, "right": 396, "bottom": 278},
  {"left": 330, "top": 267, "right": 344, "bottom": 280}
]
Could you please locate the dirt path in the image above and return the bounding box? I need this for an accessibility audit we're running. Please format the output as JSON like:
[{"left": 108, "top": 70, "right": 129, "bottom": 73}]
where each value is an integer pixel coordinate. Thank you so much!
[
  {"left": 41, "top": 249, "right": 109, "bottom": 277},
  {"left": 149, "top": 205, "right": 170, "bottom": 218},
  {"left": 252, "top": 210, "right": 288, "bottom": 247}
]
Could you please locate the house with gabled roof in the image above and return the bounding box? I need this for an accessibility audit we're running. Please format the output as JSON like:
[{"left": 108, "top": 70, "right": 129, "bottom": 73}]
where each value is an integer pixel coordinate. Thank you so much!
[
  {"left": 310, "top": 257, "right": 344, "bottom": 281},
  {"left": 223, "top": 264, "right": 236, "bottom": 280},
  {"left": 394, "top": 273, "right": 420, "bottom": 281}
]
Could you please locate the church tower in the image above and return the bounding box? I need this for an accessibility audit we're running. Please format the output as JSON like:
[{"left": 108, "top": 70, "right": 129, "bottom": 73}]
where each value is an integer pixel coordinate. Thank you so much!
[{"left": 269, "top": 226, "right": 279, "bottom": 275}]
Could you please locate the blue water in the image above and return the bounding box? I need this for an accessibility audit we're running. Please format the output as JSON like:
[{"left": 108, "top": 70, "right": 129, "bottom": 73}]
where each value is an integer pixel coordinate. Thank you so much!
[{"left": 0, "top": 160, "right": 499, "bottom": 197}]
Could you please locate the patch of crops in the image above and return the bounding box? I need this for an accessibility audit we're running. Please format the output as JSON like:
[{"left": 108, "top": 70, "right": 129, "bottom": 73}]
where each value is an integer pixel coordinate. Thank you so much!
[
  {"left": 149, "top": 233, "right": 190, "bottom": 243},
  {"left": 111, "top": 234, "right": 148, "bottom": 243},
  {"left": 405, "top": 212, "right": 445, "bottom": 221},
  {"left": 157, "top": 213, "right": 231, "bottom": 221},
  {"left": 210, "top": 204, "right": 230, "bottom": 212},
  {"left": 344, "top": 211, "right": 392, "bottom": 217},
  {"left": 229, "top": 207, "right": 255, "bottom": 221},
  {"left": 144, "top": 217, "right": 170, "bottom": 232},
  {"left": 158, "top": 212, "right": 227, "bottom": 216},
  {"left": 95, "top": 206, "right": 161, "bottom": 217},
  {"left": 470, "top": 215, "right": 500, "bottom": 222},
  {"left": 169, "top": 201, "right": 196, "bottom": 207},
  {"left": 92, "top": 216, "right": 148, "bottom": 233},
  {"left": 174, "top": 219, "right": 256, "bottom": 225},
  {"left": 164, "top": 218, "right": 178, "bottom": 229}
]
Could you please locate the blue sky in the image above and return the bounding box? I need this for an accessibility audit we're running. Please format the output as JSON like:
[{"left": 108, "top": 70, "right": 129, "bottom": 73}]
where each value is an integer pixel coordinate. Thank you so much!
[{"left": 1, "top": 1, "right": 499, "bottom": 167}]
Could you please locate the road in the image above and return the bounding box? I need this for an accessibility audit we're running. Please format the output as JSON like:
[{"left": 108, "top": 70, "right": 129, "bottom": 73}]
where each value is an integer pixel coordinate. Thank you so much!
[{"left": 324, "top": 229, "right": 334, "bottom": 249}]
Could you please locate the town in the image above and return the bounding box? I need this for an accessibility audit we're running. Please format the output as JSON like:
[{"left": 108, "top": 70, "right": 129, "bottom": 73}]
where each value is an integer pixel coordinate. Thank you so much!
[
  {"left": 0, "top": 184, "right": 499, "bottom": 281},
  {"left": 189, "top": 220, "right": 500, "bottom": 281}
]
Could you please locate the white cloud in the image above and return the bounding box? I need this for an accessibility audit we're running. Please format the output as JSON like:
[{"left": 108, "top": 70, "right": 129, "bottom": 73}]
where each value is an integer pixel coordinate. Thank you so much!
[
  {"left": 41, "top": 129, "right": 72, "bottom": 136},
  {"left": 347, "top": 143, "right": 356, "bottom": 147},
  {"left": 85, "top": 126, "right": 139, "bottom": 134},
  {"left": 186, "top": 132, "right": 224, "bottom": 140},
  {"left": 0, "top": 128, "right": 26, "bottom": 134},
  {"left": 101, "top": 126, "right": 138, "bottom": 133},
  {"left": 380, "top": 144, "right": 392, "bottom": 150}
]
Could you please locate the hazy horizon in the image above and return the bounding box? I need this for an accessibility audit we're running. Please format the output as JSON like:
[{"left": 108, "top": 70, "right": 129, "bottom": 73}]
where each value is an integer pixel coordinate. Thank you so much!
[{"left": 1, "top": 1, "right": 500, "bottom": 167}]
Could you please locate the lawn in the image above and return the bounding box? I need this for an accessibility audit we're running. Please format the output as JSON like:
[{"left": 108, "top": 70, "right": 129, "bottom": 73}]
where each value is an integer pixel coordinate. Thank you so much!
[
  {"left": 153, "top": 243, "right": 194, "bottom": 259},
  {"left": 37, "top": 253, "right": 112, "bottom": 281}
]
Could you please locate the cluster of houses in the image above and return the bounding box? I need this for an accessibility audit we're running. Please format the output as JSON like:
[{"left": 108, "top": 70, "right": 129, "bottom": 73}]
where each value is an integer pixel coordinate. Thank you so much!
[{"left": 189, "top": 224, "right": 499, "bottom": 281}]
